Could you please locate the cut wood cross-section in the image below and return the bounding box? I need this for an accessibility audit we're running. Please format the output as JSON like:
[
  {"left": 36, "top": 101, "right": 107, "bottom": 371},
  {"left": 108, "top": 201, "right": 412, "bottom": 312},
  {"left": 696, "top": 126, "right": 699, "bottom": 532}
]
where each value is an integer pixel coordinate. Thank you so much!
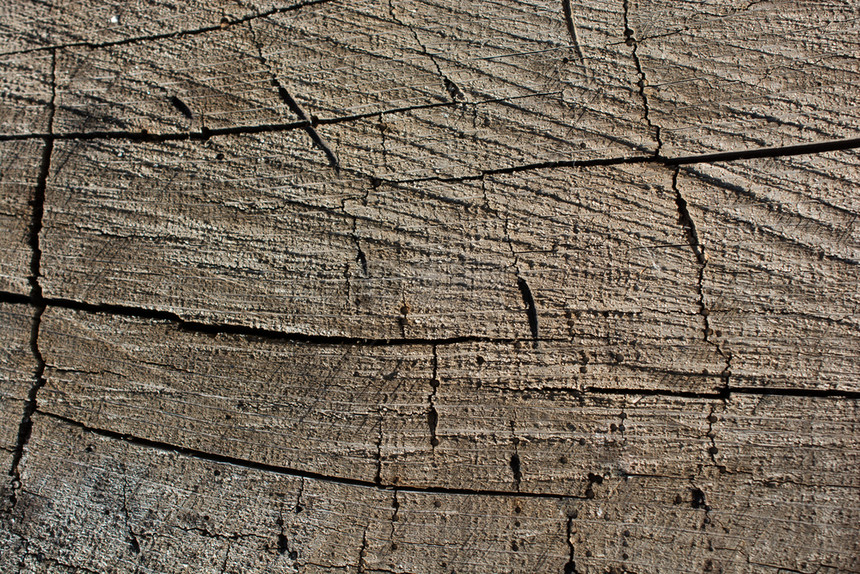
[{"left": 0, "top": 0, "right": 858, "bottom": 573}]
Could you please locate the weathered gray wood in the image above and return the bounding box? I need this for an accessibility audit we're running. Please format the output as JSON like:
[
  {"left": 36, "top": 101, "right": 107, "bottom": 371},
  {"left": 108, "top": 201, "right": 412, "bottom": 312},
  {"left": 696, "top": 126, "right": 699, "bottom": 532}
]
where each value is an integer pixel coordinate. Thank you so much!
[{"left": 10, "top": 414, "right": 575, "bottom": 574}]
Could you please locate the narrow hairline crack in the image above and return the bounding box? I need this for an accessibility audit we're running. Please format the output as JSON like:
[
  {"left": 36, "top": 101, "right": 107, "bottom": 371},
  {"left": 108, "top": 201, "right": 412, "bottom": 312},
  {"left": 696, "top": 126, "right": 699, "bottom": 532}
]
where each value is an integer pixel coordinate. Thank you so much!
[
  {"left": 622, "top": 0, "right": 661, "bottom": 157},
  {"left": 387, "top": 0, "right": 464, "bottom": 102},
  {"left": 671, "top": 166, "right": 732, "bottom": 397},
  {"left": 0, "top": 90, "right": 556, "bottom": 144},
  {"left": 500, "top": 205, "right": 540, "bottom": 343},
  {"left": 0, "top": 0, "right": 337, "bottom": 57}
]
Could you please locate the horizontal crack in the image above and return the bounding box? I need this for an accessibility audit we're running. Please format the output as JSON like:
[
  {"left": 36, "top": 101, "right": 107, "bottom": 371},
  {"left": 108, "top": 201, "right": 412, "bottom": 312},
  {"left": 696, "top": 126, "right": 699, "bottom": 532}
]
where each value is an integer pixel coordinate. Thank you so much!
[
  {"left": 2, "top": 291, "right": 854, "bottom": 401},
  {"left": 19, "top": 293, "right": 518, "bottom": 347},
  {"left": 0, "top": 291, "right": 860, "bottom": 399},
  {"left": 665, "top": 137, "right": 860, "bottom": 166},
  {"left": 586, "top": 386, "right": 860, "bottom": 400},
  {"left": 39, "top": 411, "right": 584, "bottom": 501},
  {"left": 389, "top": 136, "right": 860, "bottom": 185},
  {"left": 0, "top": 91, "right": 558, "bottom": 143}
]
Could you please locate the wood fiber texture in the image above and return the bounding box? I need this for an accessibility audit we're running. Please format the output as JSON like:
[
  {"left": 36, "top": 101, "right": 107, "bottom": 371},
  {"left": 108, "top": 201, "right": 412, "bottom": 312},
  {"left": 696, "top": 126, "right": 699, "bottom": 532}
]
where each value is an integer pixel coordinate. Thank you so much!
[{"left": 1, "top": 0, "right": 859, "bottom": 573}]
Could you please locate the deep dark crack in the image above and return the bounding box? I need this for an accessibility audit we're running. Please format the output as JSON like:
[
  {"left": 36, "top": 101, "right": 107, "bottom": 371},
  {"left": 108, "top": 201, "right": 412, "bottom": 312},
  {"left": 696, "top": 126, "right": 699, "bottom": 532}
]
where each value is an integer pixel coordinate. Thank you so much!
[{"left": 7, "top": 49, "right": 56, "bottom": 509}]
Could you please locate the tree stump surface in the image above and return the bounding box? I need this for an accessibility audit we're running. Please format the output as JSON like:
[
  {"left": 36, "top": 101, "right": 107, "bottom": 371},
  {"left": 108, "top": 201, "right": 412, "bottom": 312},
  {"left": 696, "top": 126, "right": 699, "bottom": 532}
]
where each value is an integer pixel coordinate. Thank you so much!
[{"left": 0, "top": 0, "right": 858, "bottom": 572}]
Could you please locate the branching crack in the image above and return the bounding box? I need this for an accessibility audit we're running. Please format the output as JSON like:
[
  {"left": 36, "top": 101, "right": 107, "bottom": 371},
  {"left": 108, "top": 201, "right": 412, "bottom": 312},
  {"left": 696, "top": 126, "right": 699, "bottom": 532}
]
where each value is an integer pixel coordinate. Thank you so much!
[
  {"left": 387, "top": 0, "right": 464, "bottom": 102},
  {"left": 7, "top": 48, "right": 56, "bottom": 510}
]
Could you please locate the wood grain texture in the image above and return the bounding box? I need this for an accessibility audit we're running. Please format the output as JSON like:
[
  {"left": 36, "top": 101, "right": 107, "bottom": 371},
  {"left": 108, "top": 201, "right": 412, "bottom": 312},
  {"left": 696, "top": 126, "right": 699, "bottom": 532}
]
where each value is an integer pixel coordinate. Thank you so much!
[
  {"left": 52, "top": 28, "right": 292, "bottom": 134},
  {"left": 0, "top": 303, "right": 35, "bottom": 499},
  {"left": 0, "top": 141, "right": 44, "bottom": 294},
  {"left": 681, "top": 150, "right": 860, "bottom": 392},
  {"left": 4, "top": 412, "right": 857, "bottom": 573},
  {"left": 569, "top": 471, "right": 859, "bottom": 574},
  {"left": 35, "top": 307, "right": 858, "bottom": 497},
  {"left": 46, "top": 0, "right": 653, "bottom": 177},
  {"left": 629, "top": 0, "right": 860, "bottom": 155},
  {"left": 0, "top": 0, "right": 320, "bottom": 54},
  {"left": 42, "top": 138, "right": 722, "bottom": 342},
  {"left": 286, "top": 0, "right": 654, "bottom": 178},
  {"left": 1, "top": 0, "right": 858, "bottom": 571},
  {"left": 9, "top": 414, "right": 575, "bottom": 574},
  {"left": 0, "top": 52, "right": 52, "bottom": 136}
]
